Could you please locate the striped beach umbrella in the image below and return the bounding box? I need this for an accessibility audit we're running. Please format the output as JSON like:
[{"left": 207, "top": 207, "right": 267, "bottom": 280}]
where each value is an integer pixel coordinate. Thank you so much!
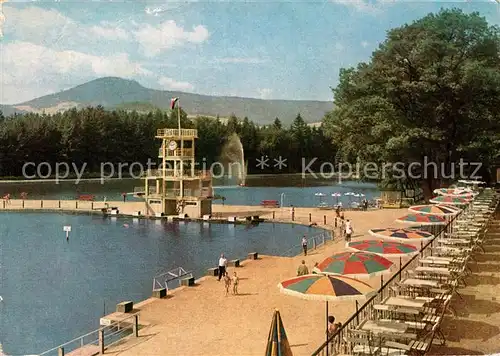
[
  {"left": 265, "top": 309, "right": 293, "bottom": 356},
  {"left": 395, "top": 213, "right": 446, "bottom": 225},
  {"left": 429, "top": 195, "right": 471, "bottom": 205},
  {"left": 368, "top": 228, "right": 434, "bottom": 241},
  {"left": 408, "top": 204, "right": 459, "bottom": 216},
  {"left": 278, "top": 274, "right": 375, "bottom": 354},
  {"left": 313, "top": 252, "right": 393, "bottom": 278},
  {"left": 347, "top": 240, "right": 418, "bottom": 257},
  {"left": 433, "top": 188, "right": 472, "bottom": 196},
  {"left": 278, "top": 274, "right": 375, "bottom": 301}
]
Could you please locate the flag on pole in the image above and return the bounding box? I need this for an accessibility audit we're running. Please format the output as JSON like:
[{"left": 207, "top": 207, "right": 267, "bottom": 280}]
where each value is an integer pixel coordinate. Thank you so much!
[{"left": 170, "top": 97, "right": 179, "bottom": 109}]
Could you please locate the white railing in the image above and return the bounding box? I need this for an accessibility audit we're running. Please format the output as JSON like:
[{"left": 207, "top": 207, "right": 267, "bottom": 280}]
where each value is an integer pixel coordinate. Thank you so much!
[
  {"left": 280, "top": 231, "right": 333, "bottom": 257},
  {"left": 143, "top": 169, "right": 211, "bottom": 179},
  {"left": 153, "top": 266, "right": 193, "bottom": 292},
  {"left": 39, "top": 313, "right": 139, "bottom": 355},
  {"left": 158, "top": 147, "right": 194, "bottom": 157},
  {"left": 156, "top": 128, "right": 198, "bottom": 137}
]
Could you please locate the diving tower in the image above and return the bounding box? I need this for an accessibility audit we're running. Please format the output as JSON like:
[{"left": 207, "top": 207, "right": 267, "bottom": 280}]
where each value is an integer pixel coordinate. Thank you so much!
[{"left": 136, "top": 128, "right": 213, "bottom": 218}]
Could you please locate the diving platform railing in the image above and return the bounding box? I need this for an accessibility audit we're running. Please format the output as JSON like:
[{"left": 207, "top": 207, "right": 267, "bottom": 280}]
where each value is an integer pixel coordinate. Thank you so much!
[
  {"left": 142, "top": 169, "right": 211, "bottom": 179},
  {"left": 156, "top": 128, "right": 198, "bottom": 138},
  {"left": 134, "top": 187, "right": 212, "bottom": 198},
  {"left": 38, "top": 312, "right": 139, "bottom": 356},
  {"left": 153, "top": 266, "right": 193, "bottom": 292},
  {"left": 158, "top": 147, "right": 194, "bottom": 158}
]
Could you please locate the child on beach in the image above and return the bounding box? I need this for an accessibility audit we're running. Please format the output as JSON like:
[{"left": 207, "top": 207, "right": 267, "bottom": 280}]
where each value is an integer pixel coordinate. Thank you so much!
[
  {"left": 232, "top": 272, "right": 239, "bottom": 295},
  {"left": 223, "top": 272, "right": 232, "bottom": 296}
]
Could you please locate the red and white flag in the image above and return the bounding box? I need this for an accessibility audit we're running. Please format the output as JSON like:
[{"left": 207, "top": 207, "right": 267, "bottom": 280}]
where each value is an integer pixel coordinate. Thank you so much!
[{"left": 170, "top": 97, "right": 179, "bottom": 109}]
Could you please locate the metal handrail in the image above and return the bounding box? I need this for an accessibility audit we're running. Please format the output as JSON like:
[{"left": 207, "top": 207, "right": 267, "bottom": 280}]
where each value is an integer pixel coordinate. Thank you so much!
[
  {"left": 158, "top": 147, "right": 195, "bottom": 157},
  {"left": 153, "top": 266, "right": 193, "bottom": 292},
  {"left": 281, "top": 231, "right": 332, "bottom": 257},
  {"left": 156, "top": 128, "right": 198, "bottom": 137},
  {"left": 143, "top": 169, "right": 210, "bottom": 178},
  {"left": 39, "top": 312, "right": 140, "bottom": 355}
]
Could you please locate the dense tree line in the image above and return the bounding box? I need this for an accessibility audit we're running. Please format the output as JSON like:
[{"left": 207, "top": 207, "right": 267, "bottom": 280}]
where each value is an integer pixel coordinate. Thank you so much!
[
  {"left": 323, "top": 8, "right": 500, "bottom": 193},
  {"left": 0, "top": 107, "right": 336, "bottom": 177}
]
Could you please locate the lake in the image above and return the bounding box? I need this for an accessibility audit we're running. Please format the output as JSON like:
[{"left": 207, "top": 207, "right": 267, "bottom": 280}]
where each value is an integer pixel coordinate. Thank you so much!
[
  {"left": 0, "top": 175, "right": 380, "bottom": 207},
  {"left": 0, "top": 212, "right": 315, "bottom": 354}
]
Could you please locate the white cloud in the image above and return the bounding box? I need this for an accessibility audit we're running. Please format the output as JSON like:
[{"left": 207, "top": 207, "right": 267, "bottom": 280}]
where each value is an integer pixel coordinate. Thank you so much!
[
  {"left": 3, "top": 5, "right": 74, "bottom": 43},
  {"left": 330, "top": 0, "right": 394, "bottom": 13},
  {"left": 335, "top": 43, "right": 344, "bottom": 51},
  {"left": 1, "top": 41, "right": 151, "bottom": 103},
  {"left": 158, "top": 76, "right": 194, "bottom": 91},
  {"left": 3, "top": 6, "right": 131, "bottom": 46},
  {"left": 361, "top": 41, "right": 369, "bottom": 48},
  {"left": 257, "top": 88, "right": 273, "bottom": 100},
  {"left": 89, "top": 24, "right": 128, "bottom": 40},
  {"left": 134, "top": 20, "right": 209, "bottom": 57},
  {"left": 215, "top": 57, "right": 267, "bottom": 64}
]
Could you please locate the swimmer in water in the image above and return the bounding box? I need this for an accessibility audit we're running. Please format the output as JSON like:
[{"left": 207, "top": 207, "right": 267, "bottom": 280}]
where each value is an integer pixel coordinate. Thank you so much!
[{"left": 123, "top": 223, "right": 129, "bottom": 228}]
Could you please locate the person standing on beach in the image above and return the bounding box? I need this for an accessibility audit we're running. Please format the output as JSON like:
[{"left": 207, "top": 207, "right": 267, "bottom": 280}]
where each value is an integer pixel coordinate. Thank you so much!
[
  {"left": 223, "top": 272, "right": 232, "bottom": 296},
  {"left": 345, "top": 219, "right": 353, "bottom": 243},
  {"left": 339, "top": 215, "right": 345, "bottom": 239},
  {"left": 232, "top": 271, "right": 239, "bottom": 295},
  {"left": 297, "top": 260, "right": 309, "bottom": 276},
  {"left": 301, "top": 236, "right": 308, "bottom": 256},
  {"left": 218, "top": 253, "right": 227, "bottom": 281}
]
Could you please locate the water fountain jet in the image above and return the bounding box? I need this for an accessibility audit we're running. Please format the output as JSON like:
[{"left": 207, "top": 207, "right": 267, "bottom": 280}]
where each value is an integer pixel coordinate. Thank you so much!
[{"left": 220, "top": 133, "right": 247, "bottom": 186}]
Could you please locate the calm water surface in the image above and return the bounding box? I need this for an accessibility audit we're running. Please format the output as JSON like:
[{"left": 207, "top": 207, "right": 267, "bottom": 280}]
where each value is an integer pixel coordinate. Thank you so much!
[{"left": 0, "top": 212, "right": 315, "bottom": 354}]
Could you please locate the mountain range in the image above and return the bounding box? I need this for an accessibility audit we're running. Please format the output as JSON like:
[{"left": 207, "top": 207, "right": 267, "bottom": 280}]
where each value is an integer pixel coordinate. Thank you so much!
[{"left": 2, "top": 77, "right": 332, "bottom": 125}]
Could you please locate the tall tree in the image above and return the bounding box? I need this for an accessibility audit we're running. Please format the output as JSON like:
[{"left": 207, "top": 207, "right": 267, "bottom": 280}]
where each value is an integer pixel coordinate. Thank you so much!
[{"left": 324, "top": 8, "right": 500, "bottom": 194}]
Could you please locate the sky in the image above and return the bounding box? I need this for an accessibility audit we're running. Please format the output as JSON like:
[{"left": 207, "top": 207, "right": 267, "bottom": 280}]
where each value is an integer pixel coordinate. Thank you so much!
[{"left": 0, "top": 0, "right": 499, "bottom": 104}]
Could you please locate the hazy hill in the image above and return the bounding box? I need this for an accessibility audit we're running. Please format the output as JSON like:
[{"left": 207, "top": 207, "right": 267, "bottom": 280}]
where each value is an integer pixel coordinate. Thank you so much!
[
  {"left": 0, "top": 105, "right": 26, "bottom": 116},
  {"left": 14, "top": 77, "right": 332, "bottom": 125}
]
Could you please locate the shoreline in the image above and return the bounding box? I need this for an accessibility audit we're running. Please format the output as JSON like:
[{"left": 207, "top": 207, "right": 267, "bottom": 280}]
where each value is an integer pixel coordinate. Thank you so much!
[
  {"left": 0, "top": 173, "right": 370, "bottom": 184},
  {"left": 99, "top": 207, "right": 409, "bottom": 356},
  {"left": 4, "top": 200, "right": 406, "bottom": 355}
]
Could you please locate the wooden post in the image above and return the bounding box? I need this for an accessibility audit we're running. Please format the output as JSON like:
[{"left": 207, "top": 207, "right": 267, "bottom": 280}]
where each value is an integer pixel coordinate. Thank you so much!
[
  {"left": 272, "top": 211, "right": 275, "bottom": 219},
  {"left": 76, "top": 201, "right": 78, "bottom": 209},
  {"left": 41, "top": 200, "right": 43, "bottom": 208},
  {"left": 309, "top": 213, "right": 312, "bottom": 222},
  {"left": 98, "top": 329, "right": 105, "bottom": 354},
  {"left": 292, "top": 212, "right": 294, "bottom": 221},
  {"left": 399, "top": 257, "right": 402, "bottom": 281},
  {"left": 355, "top": 300, "right": 359, "bottom": 325},
  {"left": 91, "top": 202, "right": 94, "bottom": 210},
  {"left": 22, "top": 200, "right": 25, "bottom": 208},
  {"left": 335, "top": 217, "right": 337, "bottom": 227},
  {"left": 133, "top": 314, "right": 139, "bottom": 337},
  {"left": 324, "top": 215, "right": 327, "bottom": 225},
  {"left": 59, "top": 200, "right": 61, "bottom": 208},
  {"left": 58, "top": 347, "right": 65, "bottom": 356}
]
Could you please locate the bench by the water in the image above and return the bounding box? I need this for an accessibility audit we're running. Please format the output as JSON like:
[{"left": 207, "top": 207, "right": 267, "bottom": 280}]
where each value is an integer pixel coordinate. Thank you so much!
[
  {"left": 77, "top": 194, "right": 95, "bottom": 201},
  {"left": 260, "top": 200, "right": 279, "bottom": 208}
]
